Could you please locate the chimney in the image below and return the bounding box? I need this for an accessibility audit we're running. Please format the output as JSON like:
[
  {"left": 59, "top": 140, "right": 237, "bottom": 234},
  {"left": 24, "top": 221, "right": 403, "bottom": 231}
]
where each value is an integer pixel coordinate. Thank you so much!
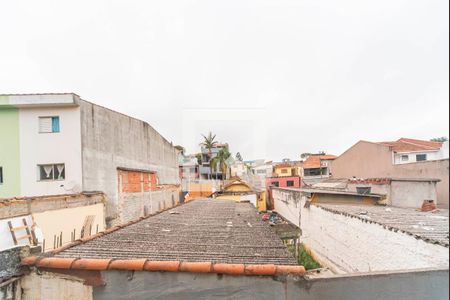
[{"left": 421, "top": 200, "right": 437, "bottom": 212}]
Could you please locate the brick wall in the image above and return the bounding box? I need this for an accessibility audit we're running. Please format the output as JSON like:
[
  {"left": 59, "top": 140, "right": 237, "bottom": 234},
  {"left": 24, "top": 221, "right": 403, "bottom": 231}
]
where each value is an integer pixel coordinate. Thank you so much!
[{"left": 119, "top": 170, "right": 157, "bottom": 193}]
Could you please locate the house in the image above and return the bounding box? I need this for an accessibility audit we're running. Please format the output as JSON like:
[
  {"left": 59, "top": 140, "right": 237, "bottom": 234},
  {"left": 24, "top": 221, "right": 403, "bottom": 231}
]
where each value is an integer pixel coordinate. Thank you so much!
[
  {"left": 272, "top": 162, "right": 298, "bottom": 178},
  {"left": 251, "top": 161, "right": 273, "bottom": 178},
  {"left": 0, "top": 193, "right": 106, "bottom": 252},
  {"left": 216, "top": 178, "right": 267, "bottom": 211},
  {"left": 199, "top": 143, "right": 229, "bottom": 180},
  {"left": 179, "top": 155, "right": 199, "bottom": 182},
  {"left": 331, "top": 138, "right": 449, "bottom": 208},
  {"left": 272, "top": 187, "right": 449, "bottom": 274},
  {"left": 299, "top": 155, "right": 337, "bottom": 181},
  {"left": 0, "top": 93, "right": 180, "bottom": 226},
  {"left": 230, "top": 160, "right": 248, "bottom": 177},
  {"left": 379, "top": 138, "right": 448, "bottom": 165}
]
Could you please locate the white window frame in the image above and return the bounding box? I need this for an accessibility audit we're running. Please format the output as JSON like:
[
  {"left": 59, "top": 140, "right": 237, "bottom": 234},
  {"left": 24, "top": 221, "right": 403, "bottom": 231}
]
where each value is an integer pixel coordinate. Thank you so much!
[
  {"left": 38, "top": 116, "right": 60, "bottom": 134},
  {"left": 37, "top": 164, "right": 66, "bottom": 181}
]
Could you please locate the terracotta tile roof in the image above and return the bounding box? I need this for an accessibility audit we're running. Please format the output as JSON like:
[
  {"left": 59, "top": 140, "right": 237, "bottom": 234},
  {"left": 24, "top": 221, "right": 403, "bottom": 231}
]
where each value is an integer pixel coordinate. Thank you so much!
[
  {"left": 378, "top": 138, "right": 443, "bottom": 152},
  {"left": 303, "top": 155, "right": 337, "bottom": 169},
  {"left": 22, "top": 199, "right": 302, "bottom": 275},
  {"left": 21, "top": 257, "right": 304, "bottom": 276}
]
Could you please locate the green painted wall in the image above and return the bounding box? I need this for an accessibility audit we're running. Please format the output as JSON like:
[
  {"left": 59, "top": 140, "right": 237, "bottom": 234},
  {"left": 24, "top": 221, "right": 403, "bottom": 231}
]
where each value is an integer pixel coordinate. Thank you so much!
[{"left": 0, "top": 107, "right": 21, "bottom": 197}]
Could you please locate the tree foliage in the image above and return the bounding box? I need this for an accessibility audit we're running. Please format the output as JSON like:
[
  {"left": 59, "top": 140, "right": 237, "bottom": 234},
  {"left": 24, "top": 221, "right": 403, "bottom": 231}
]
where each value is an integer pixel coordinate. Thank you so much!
[
  {"left": 210, "top": 147, "right": 231, "bottom": 180},
  {"left": 430, "top": 137, "right": 448, "bottom": 142}
]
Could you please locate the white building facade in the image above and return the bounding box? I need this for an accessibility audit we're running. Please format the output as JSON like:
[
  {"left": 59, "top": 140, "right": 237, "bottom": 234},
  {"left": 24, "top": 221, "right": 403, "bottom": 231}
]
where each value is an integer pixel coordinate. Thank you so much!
[{"left": 0, "top": 93, "right": 180, "bottom": 225}]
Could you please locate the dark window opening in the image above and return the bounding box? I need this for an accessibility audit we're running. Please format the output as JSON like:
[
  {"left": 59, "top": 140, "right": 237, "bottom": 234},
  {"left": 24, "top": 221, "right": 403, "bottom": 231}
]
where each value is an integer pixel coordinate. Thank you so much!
[
  {"left": 416, "top": 154, "right": 427, "bottom": 162},
  {"left": 38, "top": 164, "right": 65, "bottom": 181},
  {"left": 287, "top": 180, "right": 294, "bottom": 187},
  {"left": 0, "top": 167, "right": 3, "bottom": 184}
]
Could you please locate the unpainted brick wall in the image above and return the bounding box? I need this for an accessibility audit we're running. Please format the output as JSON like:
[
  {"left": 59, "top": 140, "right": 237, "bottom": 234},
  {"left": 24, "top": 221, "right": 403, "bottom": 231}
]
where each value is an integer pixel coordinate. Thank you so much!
[{"left": 118, "top": 170, "right": 157, "bottom": 193}]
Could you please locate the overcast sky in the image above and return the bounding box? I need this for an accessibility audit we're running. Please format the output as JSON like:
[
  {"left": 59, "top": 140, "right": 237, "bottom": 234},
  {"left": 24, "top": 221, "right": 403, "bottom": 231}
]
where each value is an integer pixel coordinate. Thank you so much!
[{"left": 1, "top": 0, "right": 448, "bottom": 161}]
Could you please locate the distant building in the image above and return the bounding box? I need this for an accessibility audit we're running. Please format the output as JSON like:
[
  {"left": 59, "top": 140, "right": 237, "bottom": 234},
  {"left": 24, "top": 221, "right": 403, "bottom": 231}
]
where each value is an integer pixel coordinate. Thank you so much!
[
  {"left": 331, "top": 138, "right": 449, "bottom": 208},
  {"left": 199, "top": 143, "right": 228, "bottom": 180},
  {"left": 230, "top": 160, "right": 248, "bottom": 178},
  {"left": 179, "top": 155, "right": 199, "bottom": 181},
  {"left": 251, "top": 161, "right": 273, "bottom": 178},
  {"left": 379, "top": 138, "right": 448, "bottom": 165},
  {"left": 216, "top": 178, "right": 267, "bottom": 211},
  {"left": 272, "top": 162, "right": 298, "bottom": 178},
  {"left": 0, "top": 93, "right": 180, "bottom": 226},
  {"left": 300, "top": 155, "right": 337, "bottom": 178}
]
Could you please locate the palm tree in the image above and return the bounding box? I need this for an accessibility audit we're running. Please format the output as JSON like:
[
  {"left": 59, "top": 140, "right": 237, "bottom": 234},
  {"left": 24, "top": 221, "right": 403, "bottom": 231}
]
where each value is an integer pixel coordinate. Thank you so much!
[
  {"left": 200, "top": 132, "right": 218, "bottom": 179},
  {"left": 210, "top": 147, "right": 231, "bottom": 181}
]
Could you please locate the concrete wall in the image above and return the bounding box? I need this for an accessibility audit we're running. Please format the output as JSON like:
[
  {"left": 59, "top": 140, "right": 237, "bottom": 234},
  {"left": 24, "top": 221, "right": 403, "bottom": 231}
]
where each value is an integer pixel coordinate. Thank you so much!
[
  {"left": 120, "top": 188, "right": 179, "bottom": 223},
  {"left": 0, "top": 193, "right": 105, "bottom": 252},
  {"left": 33, "top": 203, "right": 105, "bottom": 251},
  {"left": 20, "top": 271, "right": 92, "bottom": 300},
  {"left": 331, "top": 141, "right": 449, "bottom": 208},
  {"left": 88, "top": 269, "right": 450, "bottom": 300},
  {"left": 272, "top": 188, "right": 301, "bottom": 226},
  {"left": 79, "top": 100, "right": 179, "bottom": 224},
  {"left": 346, "top": 180, "right": 438, "bottom": 208},
  {"left": 272, "top": 188, "right": 449, "bottom": 274},
  {"left": 0, "top": 278, "right": 21, "bottom": 300},
  {"left": 390, "top": 181, "right": 437, "bottom": 207},
  {"left": 19, "top": 106, "right": 83, "bottom": 197}
]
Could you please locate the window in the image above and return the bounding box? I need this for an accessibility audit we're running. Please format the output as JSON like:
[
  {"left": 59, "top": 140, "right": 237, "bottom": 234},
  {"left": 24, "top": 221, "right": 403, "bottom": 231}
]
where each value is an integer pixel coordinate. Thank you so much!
[
  {"left": 271, "top": 182, "right": 279, "bottom": 187},
  {"left": 281, "top": 169, "right": 288, "bottom": 173},
  {"left": 287, "top": 180, "right": 294, "bottom": 187},
  {"left": 0, "top": 167, "right": 3, "bottom": 184},
  {"left": 401, "top": 155, "right": 409, "bottom": 161},
  {"left": 416, "top": 154, "right": 427, "bottom": 162},
  {"left": 38, "top": 164, "right": 65, "bottom": 181},
  {"left": 39, "top": 116, "right": 60, "bottom": 133}
]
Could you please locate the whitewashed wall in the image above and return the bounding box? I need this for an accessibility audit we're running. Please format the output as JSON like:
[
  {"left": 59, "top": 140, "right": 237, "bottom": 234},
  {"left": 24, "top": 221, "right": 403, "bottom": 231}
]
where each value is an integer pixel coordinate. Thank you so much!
[
  {"left": 19, "top": 106, "right": 82, "bottom": 197},
  {"left": 301, "top": 204, "right": 449, "bottom": 273},
  {"left": 273, "top": 188, "right": 449, "bottom": 273},
  {"left": 394, "top": 148, "right": 447, "bottom": 165}
]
